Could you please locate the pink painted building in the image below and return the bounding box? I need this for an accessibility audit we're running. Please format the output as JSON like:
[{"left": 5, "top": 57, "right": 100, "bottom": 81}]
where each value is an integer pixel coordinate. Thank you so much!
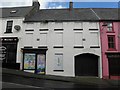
[{"left": 100, "top": 21, "right": 120, "bottom": 80}]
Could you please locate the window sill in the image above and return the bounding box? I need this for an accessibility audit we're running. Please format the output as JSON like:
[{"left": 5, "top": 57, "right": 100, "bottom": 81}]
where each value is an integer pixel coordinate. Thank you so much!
[
  {"left": 53, "top": 46, "right": 64, "bottom": 48},
  {"left": 38, "top": 46, "right": 48, "bottom": 48},
  {"left": 24, "top": 46, "right": 33, "bottom": 48},
  {"left": 4, "top": 32, "right": 12, "bottom": 34},
  {"left": 90, "top": 46, "right": 100, "bottom": 48},
  {"left": 107, "top": 48, "right": 117, "bottom": 51},
  {"left": 53, "top": 70, "right": 64, "bottom": 72},
  {"left": 89, "top": 29, "right": 98, "bottom": 30},
  {"left": 74, "top": 46, "right": 84, "bottom": 48},
  {"left": 106, "top": 31, "right": 115, "bottom": 33}
]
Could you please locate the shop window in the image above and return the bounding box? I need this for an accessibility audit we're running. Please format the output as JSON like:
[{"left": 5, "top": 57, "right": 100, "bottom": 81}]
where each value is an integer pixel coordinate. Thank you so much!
[
  {"left": 107, "top": 22, "right": 113, "bottom": 32},
  {"left": 54, "top": 53, "right": 64, "bottom": 71},
  {"left": 37, "top": 54, "right": 45, "bottom": 74},
  {"left": 108, "top": 36, "right": 116, "bottom": 50},
  {"left": 5, "top": 21, "right": 13, "bottom": 33},
  {"left": 24, "top": 53, "right": 36, "bottom": 69},
  {"left": 22, "top": 48, "right": 47, "bottom": 74}
]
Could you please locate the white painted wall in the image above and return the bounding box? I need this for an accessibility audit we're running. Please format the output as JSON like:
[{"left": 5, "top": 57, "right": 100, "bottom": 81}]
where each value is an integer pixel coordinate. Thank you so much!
[
  {"left": 1, "top": 17, "right": 24, "bottom": 67},
  {"left": 22, "top": 21, "right": 102, "bottom": 78},
  {"left": 1, "top": 20, "right": 102, "bottom": 78}
]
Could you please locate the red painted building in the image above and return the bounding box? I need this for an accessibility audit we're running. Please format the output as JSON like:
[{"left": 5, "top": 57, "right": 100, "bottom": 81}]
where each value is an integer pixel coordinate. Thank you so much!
[
  {"left": 100, "top": 21, "right": 120, "bottom": 80},
  {"left": 92, "top": 8, "right": 120, "bottom": 80}
]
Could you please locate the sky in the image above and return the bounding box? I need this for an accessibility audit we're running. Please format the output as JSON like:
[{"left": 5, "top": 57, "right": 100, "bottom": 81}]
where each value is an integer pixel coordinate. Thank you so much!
[{"left": 0, "top": 0, "right": 120, "bottom": 9}]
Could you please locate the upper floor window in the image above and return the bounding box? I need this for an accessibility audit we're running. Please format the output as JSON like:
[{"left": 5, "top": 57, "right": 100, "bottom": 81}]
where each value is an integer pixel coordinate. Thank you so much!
[
  {"left": 108, "top": 35, "right": 116, "bottom": 50},
  {"left": 5, "top": 21, "right": 13, "bottom": 33},
  {"left": 107, "top": 22, "right": 113, "bottom": 32}
]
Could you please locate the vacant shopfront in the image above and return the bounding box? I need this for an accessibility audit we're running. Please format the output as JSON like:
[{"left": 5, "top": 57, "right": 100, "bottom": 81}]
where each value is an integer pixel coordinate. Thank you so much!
[{"left": 21, "top": 48, "right": 47, "bottom": 74}]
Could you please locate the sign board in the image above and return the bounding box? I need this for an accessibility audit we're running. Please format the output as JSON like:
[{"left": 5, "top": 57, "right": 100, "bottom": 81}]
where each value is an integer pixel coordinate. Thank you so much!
[{"left": 0, "top": 46, "right": 7, "bottom": 61}]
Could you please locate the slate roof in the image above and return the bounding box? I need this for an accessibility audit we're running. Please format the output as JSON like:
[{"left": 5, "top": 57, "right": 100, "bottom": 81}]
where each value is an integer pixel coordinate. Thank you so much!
[
  {"left": 1, "top": 6, "right": 119, "bottom": 21},
  {"left": 92, "top": 8, "right": 119, "bottom": 20},
  {"left": 24, "top": 8, "right": 119, "bottom": 22},
  {"left": 24, "top": 8, "right": 99, "bottom": 22},
  {"left": 0, "top": 6, "right": 34, "bottom": 18}
]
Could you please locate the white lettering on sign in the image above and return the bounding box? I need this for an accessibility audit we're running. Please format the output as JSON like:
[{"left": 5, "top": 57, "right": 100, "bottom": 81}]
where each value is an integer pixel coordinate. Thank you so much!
[{"left": 0, "top": 46, "right": 7, "bottom": 60}]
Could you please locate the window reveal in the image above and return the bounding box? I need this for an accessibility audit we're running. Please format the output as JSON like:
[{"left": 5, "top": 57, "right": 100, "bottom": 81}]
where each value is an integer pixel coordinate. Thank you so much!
[
  {"left": 6, "top": 21, "right": 13, "bottom": 33},
  {"left": 108, "top": 36, "right": 116, "bottom": 50},
  {"left": 107, "top": 22, "right": 113, "bottom": 32}
]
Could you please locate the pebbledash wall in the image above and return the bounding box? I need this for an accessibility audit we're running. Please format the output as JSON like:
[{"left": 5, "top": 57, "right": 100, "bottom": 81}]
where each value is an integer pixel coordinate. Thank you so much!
[{"left": 21, "top": 22, "right": 102, "bottom": 77}]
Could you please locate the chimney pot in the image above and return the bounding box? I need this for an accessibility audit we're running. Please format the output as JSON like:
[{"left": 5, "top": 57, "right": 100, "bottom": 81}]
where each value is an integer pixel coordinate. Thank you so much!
[
  {"left": 69, "top": 1, "right": 73, "bottom": 10},
  {"left": 32, "top": 0, "right": 40, "bottom": 10}
]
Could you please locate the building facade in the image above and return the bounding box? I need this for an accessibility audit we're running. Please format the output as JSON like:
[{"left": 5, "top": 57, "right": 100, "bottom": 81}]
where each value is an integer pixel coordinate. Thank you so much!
[
  {"left": 21, "top": 21, "right": 102, "bottom": 77},
  {"left": 0, "top": 0, "right": 119, "bottom": 79},
  {"left": 100, "top": 22, "right": 120, "bottom": 80},
  {"left": 0, "top": 6, "right": 34, "bottom": 69}
]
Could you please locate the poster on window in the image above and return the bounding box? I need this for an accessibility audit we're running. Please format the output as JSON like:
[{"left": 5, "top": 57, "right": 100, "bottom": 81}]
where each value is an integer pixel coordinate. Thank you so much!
[
  {"left": 37, "top": 54, "right": 45, "bottom": 74},
  {"left": 24, "top": 53, "right": 35, "bottom": 69}
]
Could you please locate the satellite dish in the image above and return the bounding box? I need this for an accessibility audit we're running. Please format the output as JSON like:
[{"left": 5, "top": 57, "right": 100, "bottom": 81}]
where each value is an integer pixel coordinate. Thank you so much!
[{"left": 14, "top": 25, "right": 21, "bottom": 31}]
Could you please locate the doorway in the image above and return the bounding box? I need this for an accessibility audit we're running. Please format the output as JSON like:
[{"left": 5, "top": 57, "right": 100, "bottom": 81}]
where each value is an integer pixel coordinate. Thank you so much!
[{"left": 75, "top": 53, "right": 98, "bottom": 76}]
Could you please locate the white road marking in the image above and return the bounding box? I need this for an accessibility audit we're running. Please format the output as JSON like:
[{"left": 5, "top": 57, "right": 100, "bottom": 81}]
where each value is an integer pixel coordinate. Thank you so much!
[{"left": 2, "top": 81, "right": 42, "bottom": 88}]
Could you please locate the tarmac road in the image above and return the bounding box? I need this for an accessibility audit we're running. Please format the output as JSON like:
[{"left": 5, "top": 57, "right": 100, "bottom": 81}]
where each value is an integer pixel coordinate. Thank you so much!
[{"left": 1, "top": 73, "right": 119, "bottom": 90}]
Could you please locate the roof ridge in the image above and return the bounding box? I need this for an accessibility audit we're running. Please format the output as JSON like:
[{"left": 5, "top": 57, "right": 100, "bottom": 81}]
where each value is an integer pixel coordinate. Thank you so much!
[
  {"left": 90, "top": 8, "right": 101, "bottom": 20},
  {"left": 0, "top": 6, "right": 33, "bottom": 9}
]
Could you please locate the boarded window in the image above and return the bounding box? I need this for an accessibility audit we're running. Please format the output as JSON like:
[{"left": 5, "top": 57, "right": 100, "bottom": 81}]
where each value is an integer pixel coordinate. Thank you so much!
[
  {"left": 54, "top": 53, "right": 63, "bottom": 71},
  {"left": 54, "top": 33, "right": 63, "bottom": 46},
  {"left": 90, "top": 32, "right": 99, "bottom": 46},
  {"left": 24, "top": 33, "right": 33, "bottom": 46},
  {"left": 74, "top": 32, "right": 83, "bottom": 46},
  {"left": 40, "top": 33, "right": 47, "bottom": 46}
]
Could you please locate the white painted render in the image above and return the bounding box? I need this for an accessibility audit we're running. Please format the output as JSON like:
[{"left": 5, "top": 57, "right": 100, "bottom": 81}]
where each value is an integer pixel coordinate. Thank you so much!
[
  {"left": 1, "top": 17, "right": 24, "bottom": 67},
  {"left": 1, "top": 19, "right": 102, "bottom": 78}
]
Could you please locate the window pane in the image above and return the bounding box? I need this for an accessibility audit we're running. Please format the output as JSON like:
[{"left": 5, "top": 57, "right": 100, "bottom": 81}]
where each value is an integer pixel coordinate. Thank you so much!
[
  {"left": 7, "top": 21, "right": 13, "bottom": 26},
  {"left": 6, "top": 21, "right": 13, "bottom": 33},
  {"left": 24, "top": 53, "right": 35, "bottom": 69},
  {"left": 37, "top": 54, "right": 45, "bottom": 74},
  {"left": 108, "top": 36, "right": 115, "bottom": 49}
]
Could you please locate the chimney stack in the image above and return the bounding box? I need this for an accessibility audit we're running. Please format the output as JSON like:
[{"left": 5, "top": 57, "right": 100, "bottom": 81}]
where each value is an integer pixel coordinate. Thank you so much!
[
  {"left": 69, "top": 1, "right": 73, "bottom": 10},
  {"left": 32, "top": 0, "right": 40, "bottom": 10}
]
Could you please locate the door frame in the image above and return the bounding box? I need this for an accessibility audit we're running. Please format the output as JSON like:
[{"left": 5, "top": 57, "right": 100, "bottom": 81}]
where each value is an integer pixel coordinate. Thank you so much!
[{"left": 74, "top": 53, "right": 99, "bottom": 77}]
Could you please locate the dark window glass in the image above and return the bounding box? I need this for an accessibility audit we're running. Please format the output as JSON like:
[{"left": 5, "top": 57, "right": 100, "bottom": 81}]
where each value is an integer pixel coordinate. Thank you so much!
[
  {"left": 6, "top": 21, "right": 13, "bottom": 33},
  {"left": 108, "top": 36, "right": 115, "bottom": 49}
]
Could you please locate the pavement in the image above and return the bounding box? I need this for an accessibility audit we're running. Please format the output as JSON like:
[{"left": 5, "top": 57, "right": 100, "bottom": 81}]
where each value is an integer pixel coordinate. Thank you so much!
[{"left": 1, "top": 68, "right": 120, "bottom": 87}]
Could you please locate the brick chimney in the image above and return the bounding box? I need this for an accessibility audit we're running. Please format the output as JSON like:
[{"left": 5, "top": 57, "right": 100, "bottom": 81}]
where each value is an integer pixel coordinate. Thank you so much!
[
  {"left": 32, "top": 0, "right": 40, "bottom": 10},
  {"left": 69, "top": 1, "right": 73, "bottom": 10}
]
